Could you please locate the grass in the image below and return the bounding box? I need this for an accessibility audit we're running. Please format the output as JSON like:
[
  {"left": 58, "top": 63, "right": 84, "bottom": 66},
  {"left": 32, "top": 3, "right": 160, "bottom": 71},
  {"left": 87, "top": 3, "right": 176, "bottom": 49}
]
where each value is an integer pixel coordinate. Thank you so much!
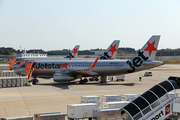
[{"left": 0, "top": 61, "right": 8, "bottom": 64}]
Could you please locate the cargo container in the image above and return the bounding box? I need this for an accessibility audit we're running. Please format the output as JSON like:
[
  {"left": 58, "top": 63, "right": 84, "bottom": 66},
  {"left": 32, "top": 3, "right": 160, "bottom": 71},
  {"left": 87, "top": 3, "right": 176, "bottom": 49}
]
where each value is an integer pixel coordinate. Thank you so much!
[
  {"left": 120, "top": 94, "right": 139, "bottom": 101},
  {"left": 81, "top": 96, "right": 100, "bottom": 107},
  {"left": 0, "top": 70, "right": 19, "bottom": 77},
  {"left": 0, "top": 64, "right": 10, "bottom": 71},
  {"left": 116, "top": 75, "right": 125, "bottom": 81},
  {"left": 177, "top": 92, "right": 180, "bottom": 98},
  {"left": 102, "top": 101, "right": 130, "bottom": 109},
  {"left": 1, "top": 117, "right": 20, "bottom": 120},
  {"left": 173, "top": 99, "right": 180, "bottom": 113},
  {"left": 34, "top": 112, "right": 66, "bottom": 120},
  {"left": 168, "top": 92, "right": 177, "bottom": 99},
  {"left": 1, "top": 116, "right": 33, "bottom": 120},
  {"left": 93, "top": 108, "right": 122, "bottom": 120},
  {"left": 101, "top": 95, "right": 121, "bottom": 103},
  {"left": 0, "top": 77, "right": 28, "bottom": 88},
  {"left": 67, "top": 103, "right": 98, "bottom": 119}
]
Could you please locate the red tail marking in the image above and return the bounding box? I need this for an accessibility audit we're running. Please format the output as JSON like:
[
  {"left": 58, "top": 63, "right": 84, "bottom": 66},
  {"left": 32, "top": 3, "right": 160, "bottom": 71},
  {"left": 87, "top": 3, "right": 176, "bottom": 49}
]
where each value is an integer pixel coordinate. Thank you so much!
[
  {"left": 109, "top": 56, "right": 112, "bottom": 60},
  {"left": 108, "top": 44, "right": 118, "bottom": 56},
  {"left": 144, "top": 40, "right": 157, "bottom": 57},
  {"left": 69, "top": 56, "right": 72, "bottom": 60},
  {"left": 9, "top": 58, "right": 17, "bottom": 70},
  {"left": 72, "top": 48, "right": 78, "bottom": 56},
  {"left": 9, "top": 59, "right": 14, "bottom": 70},
  {"left": 91, "top": 58, "right": 99, "bottom": 68}
]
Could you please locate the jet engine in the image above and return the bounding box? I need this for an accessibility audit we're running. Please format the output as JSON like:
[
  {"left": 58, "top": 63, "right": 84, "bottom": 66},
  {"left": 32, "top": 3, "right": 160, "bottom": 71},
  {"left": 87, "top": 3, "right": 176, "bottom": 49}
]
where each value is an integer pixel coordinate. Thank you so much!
[{"left": 53, "top": 73, "right": 75, "bottom": 82}]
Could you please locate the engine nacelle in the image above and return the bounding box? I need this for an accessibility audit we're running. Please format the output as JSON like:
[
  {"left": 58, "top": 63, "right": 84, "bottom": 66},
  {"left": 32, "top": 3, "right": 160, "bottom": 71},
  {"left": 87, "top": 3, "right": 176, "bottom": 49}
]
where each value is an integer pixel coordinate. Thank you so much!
[{"left": 53, "top": 73, "right": 75, "bottom": 82}]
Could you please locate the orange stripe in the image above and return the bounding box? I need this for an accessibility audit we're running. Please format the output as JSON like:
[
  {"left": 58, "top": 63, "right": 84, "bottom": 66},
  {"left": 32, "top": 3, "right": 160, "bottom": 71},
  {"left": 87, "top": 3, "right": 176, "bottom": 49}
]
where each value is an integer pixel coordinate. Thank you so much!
[
  {"left": 9, "top": 59, "right": 14, "bottom": 70},
  {"left": 91, "top": 58, "right": 99, "bottom": 68},
  {"left": 25, "top": 62, "right": 34, "bottom": 75},
  {"left": 28, "top": 67, "right": 34, "bottom": 80},
  {"left": 19, "top": 60, "right": 26, "bottom": 66}
]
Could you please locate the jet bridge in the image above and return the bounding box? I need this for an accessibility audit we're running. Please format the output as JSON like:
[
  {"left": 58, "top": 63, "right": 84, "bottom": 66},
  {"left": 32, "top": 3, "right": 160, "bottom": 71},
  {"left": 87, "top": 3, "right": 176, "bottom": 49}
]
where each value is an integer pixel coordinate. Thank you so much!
[{"left": 120, "top": 76, "right": 180, "bottom": 120}]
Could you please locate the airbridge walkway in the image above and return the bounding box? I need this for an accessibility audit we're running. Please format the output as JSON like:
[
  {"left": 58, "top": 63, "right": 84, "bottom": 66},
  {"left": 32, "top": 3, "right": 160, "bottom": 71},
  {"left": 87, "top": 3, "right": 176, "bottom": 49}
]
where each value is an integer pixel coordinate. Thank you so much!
[{"left": 120, "top": 76, "right": 180, "bottom": 120}]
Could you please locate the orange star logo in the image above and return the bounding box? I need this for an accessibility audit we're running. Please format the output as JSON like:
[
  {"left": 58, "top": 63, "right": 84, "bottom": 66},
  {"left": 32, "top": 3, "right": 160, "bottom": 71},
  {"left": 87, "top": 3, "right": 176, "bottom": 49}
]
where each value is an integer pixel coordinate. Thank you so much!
[
  {"left": 62, "top": 62, "right": 69, "bottom": 69},
  {"left": 108, "top": 44, "right": 118, "bottom": 56},
  {"left": 144, "top": 40, "right": 157, "bottom": 57},
  {"left": 72, "top": 48, "right": 78, "bottom": 56}
]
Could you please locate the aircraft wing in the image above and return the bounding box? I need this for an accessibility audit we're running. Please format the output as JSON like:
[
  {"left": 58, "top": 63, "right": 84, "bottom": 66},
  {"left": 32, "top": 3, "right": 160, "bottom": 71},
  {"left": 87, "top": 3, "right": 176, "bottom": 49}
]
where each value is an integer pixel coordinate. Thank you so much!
[
  {"left": 57, "top": 68, "right": 99, "bottom": 75},
  {"left": 56, "top": 58, "right": 99, "bottom": 75}
]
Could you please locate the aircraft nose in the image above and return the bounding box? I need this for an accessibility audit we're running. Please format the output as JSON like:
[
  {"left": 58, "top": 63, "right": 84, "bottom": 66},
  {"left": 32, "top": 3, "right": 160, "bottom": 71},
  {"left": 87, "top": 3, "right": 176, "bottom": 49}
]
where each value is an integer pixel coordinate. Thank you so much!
[
  {"left": 11, "top": 64, "right": 18, "bottom": 69},
  {"left": 14, "top": 67, "right": 27, "bottom": 76},
  {"left": 14, "top": 67, "right": 21, "bottom": 75}
]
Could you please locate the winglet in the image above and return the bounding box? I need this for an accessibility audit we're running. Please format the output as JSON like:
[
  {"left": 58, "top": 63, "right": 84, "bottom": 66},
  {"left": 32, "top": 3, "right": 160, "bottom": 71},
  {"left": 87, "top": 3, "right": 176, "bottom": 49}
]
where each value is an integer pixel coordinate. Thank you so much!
[{"left": 90, "top": 58, "right": 99, "bottom": 68}]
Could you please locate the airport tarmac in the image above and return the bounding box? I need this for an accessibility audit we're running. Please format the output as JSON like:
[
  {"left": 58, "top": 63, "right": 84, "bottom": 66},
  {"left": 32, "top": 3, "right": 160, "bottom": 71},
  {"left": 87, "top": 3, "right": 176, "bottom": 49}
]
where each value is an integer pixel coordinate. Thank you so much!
[{"left": 0, "top": 64, "right": 180, "bottom": 118}]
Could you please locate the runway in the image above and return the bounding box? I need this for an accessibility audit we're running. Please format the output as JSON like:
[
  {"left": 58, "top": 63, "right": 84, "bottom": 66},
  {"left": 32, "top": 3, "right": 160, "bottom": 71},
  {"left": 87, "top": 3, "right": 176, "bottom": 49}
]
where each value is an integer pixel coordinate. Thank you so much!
[{"left": 0, "top": 64, "right": 180, "bottom": 117}]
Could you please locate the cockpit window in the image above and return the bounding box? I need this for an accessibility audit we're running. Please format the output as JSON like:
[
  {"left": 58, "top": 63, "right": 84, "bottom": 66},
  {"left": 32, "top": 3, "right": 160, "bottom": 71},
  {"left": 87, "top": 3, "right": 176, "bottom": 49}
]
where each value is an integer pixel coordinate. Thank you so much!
[{"left": 17, "top": 61, "right": 20, "bottom": 64}]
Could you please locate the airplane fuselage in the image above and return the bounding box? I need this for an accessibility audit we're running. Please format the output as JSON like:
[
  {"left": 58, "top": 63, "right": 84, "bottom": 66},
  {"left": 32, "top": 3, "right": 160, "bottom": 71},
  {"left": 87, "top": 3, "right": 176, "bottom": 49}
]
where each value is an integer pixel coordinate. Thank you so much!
[{"left": 15, "top": 59, "right": 163, "bottom": 79}]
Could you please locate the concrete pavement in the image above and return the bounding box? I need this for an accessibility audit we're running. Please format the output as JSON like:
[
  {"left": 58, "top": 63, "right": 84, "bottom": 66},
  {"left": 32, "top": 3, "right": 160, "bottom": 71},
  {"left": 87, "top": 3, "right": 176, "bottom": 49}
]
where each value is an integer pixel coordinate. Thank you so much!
[{"left": 0, "top": 64, "right": 180, "bottom": 117}]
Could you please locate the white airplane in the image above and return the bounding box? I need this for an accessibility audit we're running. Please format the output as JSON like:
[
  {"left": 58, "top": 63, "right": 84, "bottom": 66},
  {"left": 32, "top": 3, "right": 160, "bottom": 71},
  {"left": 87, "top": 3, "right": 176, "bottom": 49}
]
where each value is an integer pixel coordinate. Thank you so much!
[
  {"left": 14, "top": 35, "right": 163, "bottom": 84},
  {"left": 10, "top": 45, "right": 80, "bottom": 70},
  {"left": 11, "top": 40, "right": 120, "bottom": 70}
]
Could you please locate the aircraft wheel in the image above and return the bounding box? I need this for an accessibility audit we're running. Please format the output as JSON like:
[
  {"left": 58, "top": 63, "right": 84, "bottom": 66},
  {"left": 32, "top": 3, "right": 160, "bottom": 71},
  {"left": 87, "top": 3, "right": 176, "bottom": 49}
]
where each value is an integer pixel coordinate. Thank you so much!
[
  {"left": 79, "top": 80, "right": 84, "bottom": 84},
  {"left": 32, "top": 79, "right": 39, "bottom": 85},
  {"left": 84, "top": 78, "right": 88, "bottom": 83},
  {"left": 95, "top": 78, "right": 99, "bottom": 81}
]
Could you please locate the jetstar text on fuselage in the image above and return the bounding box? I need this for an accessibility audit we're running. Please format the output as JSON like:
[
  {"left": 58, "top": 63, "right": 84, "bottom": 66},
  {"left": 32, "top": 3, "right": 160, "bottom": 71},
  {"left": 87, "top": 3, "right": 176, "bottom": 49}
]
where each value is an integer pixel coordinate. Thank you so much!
[
  {"left": 36, "top": 63, "right": 64, "bottom": 69},
  {"left": 126, "top": 51, "right": 148, "bottom": 73}
]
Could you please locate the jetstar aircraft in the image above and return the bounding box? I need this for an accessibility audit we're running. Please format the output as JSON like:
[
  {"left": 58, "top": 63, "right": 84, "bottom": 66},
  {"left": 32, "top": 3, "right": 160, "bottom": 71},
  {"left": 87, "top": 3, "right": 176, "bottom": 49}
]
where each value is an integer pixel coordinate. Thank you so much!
[
  {"left": 14, "top": 35, "right": 163, "bottom": 84},
  {"left": 11, "top": 40, "right": 120, "bottom": 70},
  {"left": 10, "top": 45, "right": 80, "bottom": 70}
]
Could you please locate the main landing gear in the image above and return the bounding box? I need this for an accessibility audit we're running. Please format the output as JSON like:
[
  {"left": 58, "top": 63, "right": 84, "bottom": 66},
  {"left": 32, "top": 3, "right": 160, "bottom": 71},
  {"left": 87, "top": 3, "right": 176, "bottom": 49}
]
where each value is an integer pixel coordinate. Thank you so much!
[
  {"left": 99, "top": 76, "right": 107, "bottom": 83},
  {"left": 79, "top": 78, "right": 88, "bottom": 84}
]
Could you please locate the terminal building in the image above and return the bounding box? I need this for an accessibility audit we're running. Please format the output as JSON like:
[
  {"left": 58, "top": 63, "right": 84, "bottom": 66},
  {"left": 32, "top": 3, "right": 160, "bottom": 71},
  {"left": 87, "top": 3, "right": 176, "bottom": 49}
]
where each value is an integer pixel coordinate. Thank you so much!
[{"left": 15, "top": 53, "right": 47, "bottom": 58}]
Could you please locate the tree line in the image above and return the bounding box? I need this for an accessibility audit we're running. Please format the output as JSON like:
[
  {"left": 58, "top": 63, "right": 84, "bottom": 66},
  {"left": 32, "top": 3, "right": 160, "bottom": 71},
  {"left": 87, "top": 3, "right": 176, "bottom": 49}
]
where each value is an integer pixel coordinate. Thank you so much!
[{"left": 2, "top": 47, "right": 180, "bottom": 56}]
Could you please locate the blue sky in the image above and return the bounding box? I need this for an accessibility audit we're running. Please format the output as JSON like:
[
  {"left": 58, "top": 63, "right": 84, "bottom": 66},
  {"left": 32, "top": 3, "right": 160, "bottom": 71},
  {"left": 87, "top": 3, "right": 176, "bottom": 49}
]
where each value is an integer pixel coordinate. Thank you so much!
[{"left": 0, "top": 0, "right": 180, "bottom": 51}]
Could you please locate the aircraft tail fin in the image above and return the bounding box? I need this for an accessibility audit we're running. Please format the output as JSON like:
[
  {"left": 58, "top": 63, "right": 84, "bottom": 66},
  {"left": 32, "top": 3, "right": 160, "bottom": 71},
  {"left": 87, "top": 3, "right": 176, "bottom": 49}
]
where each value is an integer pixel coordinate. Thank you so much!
[
  {"left": 65, "top": 45, "right": 80, "bottom": 58},
  {"left": 131, "top": 35, "right": 160, "bottom": 61},
  {"left": 9, "top": 58, "right": 17, "bottom": 70},
  {"left": 99, "top": 40, "right": 120, "bottom": 60}
]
